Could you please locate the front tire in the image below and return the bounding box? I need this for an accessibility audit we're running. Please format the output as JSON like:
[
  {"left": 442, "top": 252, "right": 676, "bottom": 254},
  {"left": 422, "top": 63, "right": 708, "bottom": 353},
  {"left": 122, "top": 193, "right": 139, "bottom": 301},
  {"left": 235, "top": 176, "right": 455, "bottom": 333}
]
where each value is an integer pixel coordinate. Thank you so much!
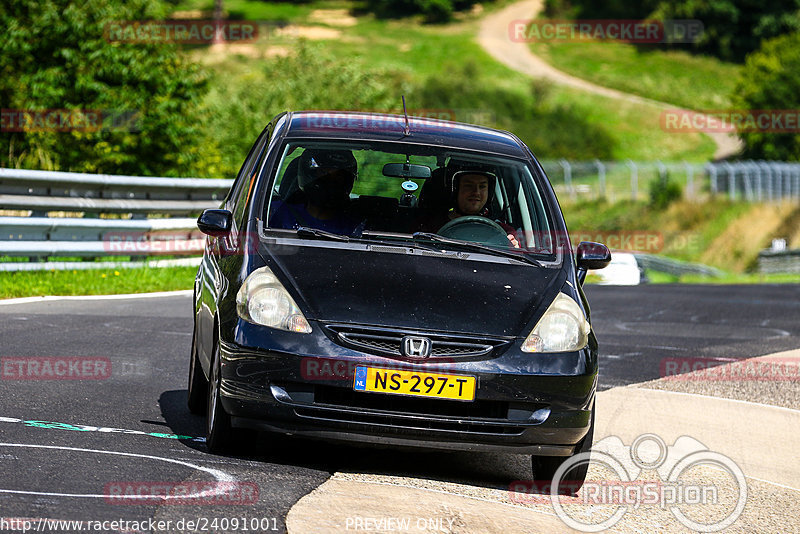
[
  {"left": 206, "top": 340, "right": 234, "bottom": 454},
  {"left": 531, "top": 407, "right": 595, "bottom": 494},
  {"left": 187, "top": 323, "right": 208, "bottom": 415}
]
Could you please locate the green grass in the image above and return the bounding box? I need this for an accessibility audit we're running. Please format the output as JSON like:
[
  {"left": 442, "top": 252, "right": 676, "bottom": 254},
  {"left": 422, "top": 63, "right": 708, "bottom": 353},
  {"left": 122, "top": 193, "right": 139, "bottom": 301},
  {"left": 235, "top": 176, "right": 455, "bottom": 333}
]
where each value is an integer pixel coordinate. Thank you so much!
[
  {"left": 195, "top": 6, "right": 718, "bottom": 165},
  {"left": 644, "top": 271, "right": 800, "bottom": 284},
  {"left": 542, "top": 90, "right": 716, "bottom": 161},
  {"left": 560, "top": 198, "right": 764, "bottom": 270},
  {"left": 529, "top": 40, "right": 741, "bottom": 111},
  {"left": 170, "top": 0, "right": 322, "bottom": 21},
  {"left": 0, "top": 266, "right": 196, "bottom": 299}
]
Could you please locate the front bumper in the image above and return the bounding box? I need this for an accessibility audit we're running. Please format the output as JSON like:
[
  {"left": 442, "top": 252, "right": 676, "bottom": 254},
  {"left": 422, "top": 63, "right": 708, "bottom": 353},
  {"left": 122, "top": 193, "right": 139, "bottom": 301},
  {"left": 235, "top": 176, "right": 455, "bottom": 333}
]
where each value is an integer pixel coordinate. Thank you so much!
[{"left": 218, "top": 322, "right": 597, "bottom": 456}]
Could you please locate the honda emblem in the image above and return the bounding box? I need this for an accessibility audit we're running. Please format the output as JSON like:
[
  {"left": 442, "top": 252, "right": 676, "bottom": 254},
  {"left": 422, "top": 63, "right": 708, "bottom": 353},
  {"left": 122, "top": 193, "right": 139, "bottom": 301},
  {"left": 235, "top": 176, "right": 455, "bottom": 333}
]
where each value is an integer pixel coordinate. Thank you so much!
[{"left": 402, "top": 336, "right": 432, "bottom": 359}]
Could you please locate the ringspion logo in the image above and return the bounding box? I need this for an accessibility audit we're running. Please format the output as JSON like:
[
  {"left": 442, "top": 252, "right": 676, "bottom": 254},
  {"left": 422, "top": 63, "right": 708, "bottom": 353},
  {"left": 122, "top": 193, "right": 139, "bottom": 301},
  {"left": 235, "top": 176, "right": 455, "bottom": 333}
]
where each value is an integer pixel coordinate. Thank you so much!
[{"left": 509, "top": 434, "right": 747, "bottom": 532}]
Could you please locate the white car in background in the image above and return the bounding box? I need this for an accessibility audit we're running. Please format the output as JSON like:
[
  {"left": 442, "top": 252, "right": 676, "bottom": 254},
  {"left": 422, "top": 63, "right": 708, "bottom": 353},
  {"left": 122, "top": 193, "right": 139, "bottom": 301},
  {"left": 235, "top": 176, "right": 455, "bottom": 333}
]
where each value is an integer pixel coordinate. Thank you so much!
[{"left": 589, "top": 252, "right": 643, "bottom": 285}]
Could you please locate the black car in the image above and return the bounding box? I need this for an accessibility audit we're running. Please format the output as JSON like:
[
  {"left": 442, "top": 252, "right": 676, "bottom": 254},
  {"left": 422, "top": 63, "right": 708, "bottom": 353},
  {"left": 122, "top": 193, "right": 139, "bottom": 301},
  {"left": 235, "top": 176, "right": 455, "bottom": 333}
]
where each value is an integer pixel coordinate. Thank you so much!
[{"left": 189, "top": 111, "right": 610, "bottom": 488}]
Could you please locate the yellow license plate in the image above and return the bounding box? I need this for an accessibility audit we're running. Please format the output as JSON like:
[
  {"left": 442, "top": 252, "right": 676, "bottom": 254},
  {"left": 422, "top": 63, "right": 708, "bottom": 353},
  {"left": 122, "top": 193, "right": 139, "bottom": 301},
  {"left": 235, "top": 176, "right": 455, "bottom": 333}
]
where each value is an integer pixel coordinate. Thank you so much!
[{"left": 353, "top": 366, "right": 476, "bottom": 401}]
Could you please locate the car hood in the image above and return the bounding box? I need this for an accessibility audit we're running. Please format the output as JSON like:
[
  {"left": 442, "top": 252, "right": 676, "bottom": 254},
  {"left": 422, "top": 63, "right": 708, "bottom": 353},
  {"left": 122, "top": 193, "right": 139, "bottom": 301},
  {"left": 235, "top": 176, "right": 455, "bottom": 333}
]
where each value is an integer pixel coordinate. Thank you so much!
[{"left": 258, "top": 241, "right": 564, "bottom": 337}]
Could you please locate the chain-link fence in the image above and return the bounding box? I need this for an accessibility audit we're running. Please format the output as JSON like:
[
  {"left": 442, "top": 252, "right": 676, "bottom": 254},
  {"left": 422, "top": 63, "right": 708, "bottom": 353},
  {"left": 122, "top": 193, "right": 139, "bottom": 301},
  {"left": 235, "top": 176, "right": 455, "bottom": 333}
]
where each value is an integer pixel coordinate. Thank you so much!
[{"left": 540, "top": 160, "right": 800, "bottom": 203}]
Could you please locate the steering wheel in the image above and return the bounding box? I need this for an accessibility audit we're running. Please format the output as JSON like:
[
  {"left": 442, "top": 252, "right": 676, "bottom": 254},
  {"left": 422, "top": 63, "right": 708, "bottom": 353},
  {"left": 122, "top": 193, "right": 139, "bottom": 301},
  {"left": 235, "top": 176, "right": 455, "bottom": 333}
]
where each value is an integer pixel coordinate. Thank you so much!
[{"left": 436, "top": 216, "right": 510, "bottom": 247}]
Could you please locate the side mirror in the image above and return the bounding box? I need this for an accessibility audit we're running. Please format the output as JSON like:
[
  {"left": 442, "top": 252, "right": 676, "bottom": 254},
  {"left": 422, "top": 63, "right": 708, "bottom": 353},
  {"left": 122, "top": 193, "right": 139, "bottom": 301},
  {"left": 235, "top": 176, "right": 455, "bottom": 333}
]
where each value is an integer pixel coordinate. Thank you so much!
[
  {"left": 197, "top": 209, "right": 232, "bottom": 237},
  {"left": 576, "top": 241, "right": 611, "bottom": 285}
]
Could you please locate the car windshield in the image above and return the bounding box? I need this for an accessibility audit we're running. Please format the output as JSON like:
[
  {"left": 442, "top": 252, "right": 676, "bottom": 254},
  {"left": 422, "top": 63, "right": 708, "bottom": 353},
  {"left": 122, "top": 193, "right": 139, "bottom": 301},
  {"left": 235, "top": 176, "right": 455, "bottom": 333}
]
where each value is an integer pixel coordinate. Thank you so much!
[{"left": 264, "top": 140, "right": 555, "bottom": 255}]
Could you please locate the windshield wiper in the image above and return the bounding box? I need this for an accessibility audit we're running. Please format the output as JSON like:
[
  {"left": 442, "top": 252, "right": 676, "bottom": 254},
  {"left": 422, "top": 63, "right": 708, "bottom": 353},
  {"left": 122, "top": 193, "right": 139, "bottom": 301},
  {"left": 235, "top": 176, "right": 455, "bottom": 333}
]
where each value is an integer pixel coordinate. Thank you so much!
[
  {"left": 296, "top": 226, "right": 350, "bottom": 242},
  {"left": 412, "top": 232, "right": 541, "bottom": 266}
]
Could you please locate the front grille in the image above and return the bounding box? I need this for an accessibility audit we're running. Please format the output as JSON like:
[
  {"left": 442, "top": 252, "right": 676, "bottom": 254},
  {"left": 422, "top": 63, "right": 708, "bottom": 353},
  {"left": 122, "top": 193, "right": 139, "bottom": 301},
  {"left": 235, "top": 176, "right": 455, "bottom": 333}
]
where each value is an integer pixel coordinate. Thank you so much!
[
  {"left": 325, "top": 324, "right": 510, "bottom": 360},
  {"left": 315, "top": 385, "right": 508, "bottom": 418},
  {"left": 294, "top": 406, "right": 525, "bottom": 435},
  {"left": 295, "top": 386, "right": 526, "bottom": 434}
]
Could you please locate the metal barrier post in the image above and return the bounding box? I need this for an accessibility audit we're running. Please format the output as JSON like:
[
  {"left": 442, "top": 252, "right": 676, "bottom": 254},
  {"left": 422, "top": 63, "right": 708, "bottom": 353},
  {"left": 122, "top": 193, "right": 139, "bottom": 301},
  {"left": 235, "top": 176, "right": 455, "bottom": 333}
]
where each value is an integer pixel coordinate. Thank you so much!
[
  {"left": 594, "top": 159, "right": 606, "bottom": 199},
  {"left": 706, "top": 163, "right": 718, "bottom": 195},
  {"left": 626, "top": 160, "right": 638, "bottom": 201},
  {"left": 683, "top": 161, "right": 694, "bottom": 199},
  {"left": 559, "top": 159, "right": 574, "bottom": 200}
]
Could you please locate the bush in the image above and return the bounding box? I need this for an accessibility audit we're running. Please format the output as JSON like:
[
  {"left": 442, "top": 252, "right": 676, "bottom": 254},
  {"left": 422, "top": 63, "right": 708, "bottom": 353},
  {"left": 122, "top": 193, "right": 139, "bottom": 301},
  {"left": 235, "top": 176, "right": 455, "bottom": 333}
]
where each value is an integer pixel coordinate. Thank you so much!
[
  {"left": 649, "top": 172, "right": 683, "bottom": 209},
  {"left": 409, "top": 63, "right": 616, "bottom": 159},
  {"left": 651, "top": 0, "right": 800, "bottom": 62},
  {"left": 0, "top": 0, "right": 222, "bottom": 177},
  {"left": 363, "top": 0, "right": 493, "bottom": 23},
  {"left": 733, "top": 32, "right": 800, "bottom": 161},
  {"left": 205, "top": 44, "right": 413, "bottom": 175},
  {"left": 545, "top": 0, "right": 800, "bottom": 62},
  {"left": 206, "top": 51, "right": 615, "bottom": 176}
]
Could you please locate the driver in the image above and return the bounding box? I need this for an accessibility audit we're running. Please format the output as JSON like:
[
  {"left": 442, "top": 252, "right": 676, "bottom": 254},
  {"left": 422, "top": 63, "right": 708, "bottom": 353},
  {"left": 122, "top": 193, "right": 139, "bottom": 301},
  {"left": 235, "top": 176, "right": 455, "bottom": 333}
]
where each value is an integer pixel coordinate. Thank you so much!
[
  {"left": 416, "top": 169, "right": 520, "bottom": 247},
  {"left": 270, "top": 148, "right": 362, "bottom": 235}
]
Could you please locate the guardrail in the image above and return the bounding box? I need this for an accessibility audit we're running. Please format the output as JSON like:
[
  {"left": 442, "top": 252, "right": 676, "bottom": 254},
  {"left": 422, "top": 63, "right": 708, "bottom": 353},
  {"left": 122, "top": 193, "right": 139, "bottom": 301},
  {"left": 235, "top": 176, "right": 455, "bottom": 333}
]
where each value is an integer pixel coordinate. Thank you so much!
[
  {"left": 0, "top": 168, "right": 231, "bottom": 197},
  {"left": 1, "top": 168, "right": 231, "bottom": 271},
  {"left": 0, "top": 167, "right": 232, "bottom": 215},
  {"left": 758, "top": 249, "right": 800, "bottom": 275},
  {"left": 633, "top": 253, "right": 723, "bottom": 278},
  {"left": 2, "top": 161, "right": 796, "bottom": 273},
  {"left": 1, "top": 216, "right": 203, "bottom": 258}
]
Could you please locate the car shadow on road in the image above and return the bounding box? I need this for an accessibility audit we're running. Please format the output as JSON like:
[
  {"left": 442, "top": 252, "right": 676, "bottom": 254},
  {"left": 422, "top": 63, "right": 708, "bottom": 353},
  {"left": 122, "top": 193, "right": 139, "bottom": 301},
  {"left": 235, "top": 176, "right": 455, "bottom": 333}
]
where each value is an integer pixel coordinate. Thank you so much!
[
  {"left": 156, "top": 389, "right": 208, "bottom": 451},
  {"left": 158, "top": 388, "right": 532, "bottom": 492}
]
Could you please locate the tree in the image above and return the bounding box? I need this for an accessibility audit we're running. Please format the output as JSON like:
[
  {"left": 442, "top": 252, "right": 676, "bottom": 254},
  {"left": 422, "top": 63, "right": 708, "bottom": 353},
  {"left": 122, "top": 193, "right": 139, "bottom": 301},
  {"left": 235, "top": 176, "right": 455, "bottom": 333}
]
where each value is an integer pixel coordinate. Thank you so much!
[
  {"left": 363, "top": 0, "right": 494, "bottom": 23},
  {"left": 0, "top": 0, "right": 221, "bottom": 176},
  {"left": 545, "top": 0, "right": 800, "bottom": 62},
  {"left": 733, "top": 32, "right": 800, "bottom": 161},
  {"left": 651, "top": 0, "right": 800, "bottom": 62}
]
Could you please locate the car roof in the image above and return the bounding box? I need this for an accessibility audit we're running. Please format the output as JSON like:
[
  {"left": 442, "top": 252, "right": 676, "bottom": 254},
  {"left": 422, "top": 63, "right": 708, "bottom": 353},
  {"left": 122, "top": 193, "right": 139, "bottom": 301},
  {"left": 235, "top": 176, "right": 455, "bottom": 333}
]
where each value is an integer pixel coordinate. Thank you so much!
[{"left": 283, "top": 111, "right": 530, "bottom": 158}]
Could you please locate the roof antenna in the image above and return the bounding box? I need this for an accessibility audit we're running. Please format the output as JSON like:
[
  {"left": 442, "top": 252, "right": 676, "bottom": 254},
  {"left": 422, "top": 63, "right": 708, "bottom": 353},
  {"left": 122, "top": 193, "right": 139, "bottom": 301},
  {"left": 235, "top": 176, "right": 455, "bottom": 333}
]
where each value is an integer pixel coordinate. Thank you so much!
[{"left": 402, "top": 95, "right": 410, "bottom": 136}]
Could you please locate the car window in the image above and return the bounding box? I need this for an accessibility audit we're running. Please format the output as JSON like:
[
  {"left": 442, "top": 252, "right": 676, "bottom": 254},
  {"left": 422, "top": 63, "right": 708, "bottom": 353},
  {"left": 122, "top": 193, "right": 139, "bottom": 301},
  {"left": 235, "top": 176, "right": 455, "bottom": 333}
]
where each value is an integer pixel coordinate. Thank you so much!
[
  {"left": 264, "top": 140, "right": 555, "bottom": 256},
  {"left": 226, "top": 127, "right": 270, "bottom": 211}
]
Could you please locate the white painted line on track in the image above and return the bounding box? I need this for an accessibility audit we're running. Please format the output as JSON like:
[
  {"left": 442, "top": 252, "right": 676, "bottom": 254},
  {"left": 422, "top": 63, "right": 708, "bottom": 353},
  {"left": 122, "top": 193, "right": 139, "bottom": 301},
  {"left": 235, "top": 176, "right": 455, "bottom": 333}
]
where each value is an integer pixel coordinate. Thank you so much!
[
  {"left": 0, "top": 290, "right": 192, "bottom": 305},
  {"left": 0, "top": 416, "right": 204, "bottom": 442},
  {"left": 0, "top": 443, "right": 232, "bottom": 500}
]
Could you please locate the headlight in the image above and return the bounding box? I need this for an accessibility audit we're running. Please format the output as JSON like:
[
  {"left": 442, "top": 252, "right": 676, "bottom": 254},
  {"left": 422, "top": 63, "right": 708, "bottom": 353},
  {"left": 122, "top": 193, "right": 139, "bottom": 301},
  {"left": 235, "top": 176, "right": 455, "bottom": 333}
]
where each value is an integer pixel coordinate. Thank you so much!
[
  {"left": 521, "top": 292, "right": 589, "bottom": 353},
  {"left": 236, "top": 266, "right": 312, "bottom": 333}
]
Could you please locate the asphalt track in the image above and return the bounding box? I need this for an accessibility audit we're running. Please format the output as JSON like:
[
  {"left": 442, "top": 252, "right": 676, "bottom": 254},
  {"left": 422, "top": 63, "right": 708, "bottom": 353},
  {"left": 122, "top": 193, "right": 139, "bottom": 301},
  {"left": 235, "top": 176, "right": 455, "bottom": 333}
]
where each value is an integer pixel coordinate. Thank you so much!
[{"left": 0, "top": 285, "right": 798, "bottom": 532}]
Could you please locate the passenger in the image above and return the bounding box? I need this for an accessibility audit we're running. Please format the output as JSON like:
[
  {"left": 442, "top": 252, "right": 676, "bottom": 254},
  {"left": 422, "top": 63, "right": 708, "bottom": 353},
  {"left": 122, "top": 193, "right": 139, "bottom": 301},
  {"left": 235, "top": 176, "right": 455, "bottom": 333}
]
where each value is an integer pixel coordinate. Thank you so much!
[
  {"left": 270, "top": 148, "right": 362, "bottom": 235},
  {"left": 416, "top": 169, "right": 520, "bottom": 247}
]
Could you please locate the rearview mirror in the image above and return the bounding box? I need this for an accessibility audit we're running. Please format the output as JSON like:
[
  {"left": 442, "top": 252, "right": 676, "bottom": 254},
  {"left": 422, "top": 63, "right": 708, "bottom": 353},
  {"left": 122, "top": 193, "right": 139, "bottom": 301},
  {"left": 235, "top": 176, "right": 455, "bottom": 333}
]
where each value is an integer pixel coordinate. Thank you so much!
[
  {"left": 197, "top": 209, "right": 232, "bottom": 237},
  {"left": 382, "top": 163, "right": 432, "bottom": 179},
  {"left": 576, "top": 241, "right": 611, "bottom": 285}
]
